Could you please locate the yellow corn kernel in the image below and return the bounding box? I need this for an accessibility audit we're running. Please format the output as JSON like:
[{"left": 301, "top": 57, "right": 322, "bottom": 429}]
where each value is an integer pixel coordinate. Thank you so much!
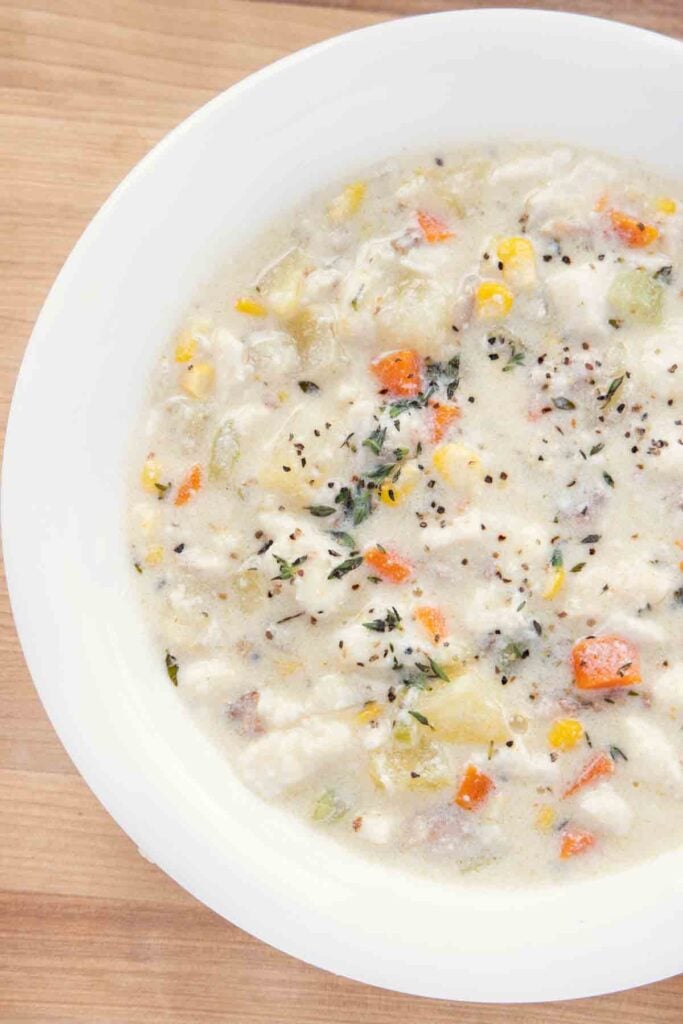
[
  {"left": 475, "top": 280, "right": 514, "bottom": 319},
  {"left": 432, "top": 443, "right": 482, "bottom": 485},
  {"left": 543, "top": 568, "right": 565, "bottom": 600},
  {"left": 655, "top": 197, "right": 677, "bottom": 215},
  {"left": 357, "top": 701, "right": 382, "bottom": 724},
  {"left": 496, "top": 236, "right": 536, "bottom": 288},
  {"left": 144, "top": 545, "right": 164, "bottom": 567},
  {"left": 548, "top": 718, "right": 584, "bottom": 751},
  {"left": 535, "top": 804, "right": 555, "bottom": 833},
  {"left": 328, "top": 181, "right": 366, "bottom": 222},
  {"left": 235, "top": 296, "right": 267, "bottom": 317},
  {"left": 174, "top": 333, "right": 197, "bottom": 363},
  {"left": 275, "top": 658, "right": 302, "bottom": 678},
  {"left": 140, "top": 457, "right": 161, "bottom": 493},
  {"left": 182, "top": 362, "right": 215, "bottom": 399},
  {"left": 379, "top": 461, "right": 421, "bottom": 506},
  {"left": 392, "top": 722, "right": 414, "bottom": 745}
]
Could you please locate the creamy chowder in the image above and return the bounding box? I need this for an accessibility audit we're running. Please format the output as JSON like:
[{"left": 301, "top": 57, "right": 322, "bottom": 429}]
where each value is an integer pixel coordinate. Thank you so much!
[{"left": 130, "top": 145, "right": 683, "bottom": 883}]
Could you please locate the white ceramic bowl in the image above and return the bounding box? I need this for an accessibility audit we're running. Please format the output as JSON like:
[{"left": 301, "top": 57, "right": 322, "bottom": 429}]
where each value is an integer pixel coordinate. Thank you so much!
[{"left": 4, "top": 8, "right": 683, "bottom": 1003}]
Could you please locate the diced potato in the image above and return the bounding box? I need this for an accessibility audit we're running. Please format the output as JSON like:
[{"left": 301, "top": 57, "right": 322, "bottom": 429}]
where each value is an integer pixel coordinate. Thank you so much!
[
  {"left": 475, "top": 280, "right": 514, "bottom": 319},
  {"left": 369, "top": 737, "right": 451, "bottom": 791},
  {"left": 140, "top": 457, "right": 161, "bottom": 494},
  {"left": 182, "top": 363, "right": 215, "bottom": 400},
  {"left": 230, "top": 568, "right": 267, "bottom": 613},
  {"left": 608, "top": 268, "right": 663, "bottom": 324},
  {"left": 432, "top": 443, "right": 483, "bottom": 502},
  {"left": 257, "top": 248, "right": 312, "bottom": 319},
  {"left": 496, "top": 236, "right": 536, "bottom": 288},
  {"left": 417, "top": 678, "right": 509, "bottom": 744},
  {"left": 258, "top": 444, "right": 314, "bottom": 502},
  {"left": 379, "top": 461, "right": 421, "bottom": 506},
  {"left": 328, "top": 181, "right": 366, "bottom": 222},
  {"left": 287, "top": 306, "right": 337, "bottom": 370},
  {"left": 376, "top": 278, "right": 450, "bottom": 354},
  {"left": 235, "top": 296, "right": 267, "bottom": 317},
  {"left": 209, "top": 417, "right": 239, "bottom": 481}
]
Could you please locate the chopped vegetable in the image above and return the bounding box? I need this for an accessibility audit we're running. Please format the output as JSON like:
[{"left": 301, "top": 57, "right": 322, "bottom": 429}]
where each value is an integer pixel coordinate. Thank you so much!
[
  {"left": 209, "top": 418, "right": 239, "bottom": 480},
  {"left": 475, "top": 280, "right": 514, "bottom": 319},
  {"left": 140, "top": 457, "right": 161, "bottom": 494},
  {"left": 235, "top": 296, "right": 267, "bottom": 317},
  {"left": 543, "top": 567, "right": 565, "bottom": 600},
  {"left": 356, "top": 699, "right": 382, "bottom": 725},
  {"left": 571, "top": 635, "right": 641, "bottom": 690},
  {"left": 419, "top": 683, "right": 509, "bottom": 744},
  {"left": 328, "top": 555, "right": 364, "bottom": 580},
  {"left": 416, "top": 210, "right": 453, "bottom": 244},
  {"left": 364, "top": 546, "right": 413, "bottom": 584},
  {"left": 454, "top": 764, "right": 495, "bottom": 811},
  {"left": 563, "top": 752, "right": 615, "bottom": 798},
  {"left": 535, "top": 805, "right": 555, "bottom": 832},
  {"left": 174, "top": 464, "right": 202, "bottom": 507},
  {"left": 608, "top": 269, "right": 663, "bottom": 324},
  {"left": 182, "top": 363, "right": 215, "bottom": 399},
  {"left": 144, "top": 545, "right": 164, "bottom": 567},
  {"left": 548, "top": 718, "right": 584, "bottom": 751},
  {"left": 560, "top": 827, "right": 596, "bottom": 859},
  {"left": 378, "top": 461, "right": 421, "bottom": 506},
  {"left": 655, "top": 197, "right": 677, "bottom": 215},
  {"left": 370, "top": 349, "right": 423, "bottom": 397},
  {"left": 429, "top": 400, "right": 461, "bottom": 442},
  {"left": 496, "top": 236, "right": 536, "bottom": 288},
  {"left": 369, "top": 737, "right": 451, "bottom": 791},
  {"left": 432, "top": 443, "right": 482, "bottom": 488},
  {"left": 312, "top": 789, "right": 348, "bottom": 822},
  {"left": 328, "top": 181, "right": 366, "bottom": 222},
  {"left": 413, "top": 605, "right": 448, "bottom": 642},
  {"left": 174, "top": 334, "right": 197, "bottom": 363},
  {"left": 609, "top": 210, "right": 659, "bottom": 248}
]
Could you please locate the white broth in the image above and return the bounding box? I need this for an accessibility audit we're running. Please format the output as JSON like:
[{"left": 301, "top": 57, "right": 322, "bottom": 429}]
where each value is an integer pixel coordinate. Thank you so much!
[{"left": 130, "top": 144, "right": 683, "bottom": 884}]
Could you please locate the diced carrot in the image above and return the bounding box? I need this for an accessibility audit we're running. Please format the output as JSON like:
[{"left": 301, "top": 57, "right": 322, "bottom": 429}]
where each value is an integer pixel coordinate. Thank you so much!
[
  {"left": 454, "top": 764, "right": 495, "bottom": 811},
  {"left": 414, "top": 605, "right": 448, "bottom": 642},
  {"left": 175, "top": 464, "right": 202, "bottom": 507},
  {"left": 364, "top": 546, "right": 413, "bottom": 584},
  {"left": 416, "top": 210, "right": 453, "bottom": 244},
  {"left": 563, "top": 752, "right": 614, "bottom": 798},
  {"left": 429, "top": 400, "right": 461, "bottom": 442},
  {"left": 560, "top": 827, "right": 596, "bottom": 860},
  {"left": 609, "top": 210, "right": 659, "bottom": 248},
  {"left": 370, "top": 350, "right": 423, "bottom": 397},
  {"left": 571, "top": 635, "right": 641, "bottom": 690}
]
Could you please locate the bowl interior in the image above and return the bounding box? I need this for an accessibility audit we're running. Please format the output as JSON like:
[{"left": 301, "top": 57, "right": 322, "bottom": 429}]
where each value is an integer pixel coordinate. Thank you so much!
[{"left": 4, "top": 8, "right": 683, "bottom": 1002}]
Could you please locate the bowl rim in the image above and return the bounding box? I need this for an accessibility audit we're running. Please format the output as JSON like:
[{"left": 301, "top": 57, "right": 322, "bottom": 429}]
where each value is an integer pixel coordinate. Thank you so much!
[{"left": 4, "top": 7, "right": 683, "bottom": 1004}]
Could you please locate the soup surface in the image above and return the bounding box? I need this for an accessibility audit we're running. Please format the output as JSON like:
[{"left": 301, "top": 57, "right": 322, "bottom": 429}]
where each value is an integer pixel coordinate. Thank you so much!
[{"left": 130, "top": 144, "right": 683, "bottom": 883}]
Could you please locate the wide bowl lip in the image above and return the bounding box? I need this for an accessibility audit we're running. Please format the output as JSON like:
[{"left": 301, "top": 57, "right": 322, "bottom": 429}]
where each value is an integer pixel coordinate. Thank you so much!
[{"left": 4, "top": 7, "right": 683, "bottom": 1004}]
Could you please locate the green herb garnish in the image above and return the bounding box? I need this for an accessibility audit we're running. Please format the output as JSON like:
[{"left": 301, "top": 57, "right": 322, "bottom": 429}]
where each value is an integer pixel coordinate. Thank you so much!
[
  {"left": 600, "top": 374, "right": 625, "bottom": 404},
  {"left": 306, "top": 505, "right": 336, "bottom": 518},
  {"left": 502, "top": 345, "right": 525, "bottom": 372},
  {"left": 552, "top": 396, "right": 576, "bottom": 411},
  {"left": 363, "top": 607, "right": 402, "bottom": 633},
  {"left": 327, "top": 555, "right": 363, "bottom": 580},
  {"left": 551, "top": 548, "right": 564, "bottom": 568},
  {"left": 603, "top": 471, "right": 615, "bottom": 488},
  {"left": 271, "top": 553, "right": 308, "bottom": 580},
  {"left": 298, "top": 380, "right": 320, "bottom": 394},
  {"left": 363, "top": 426, "right": 386, "bottom": 455},
  {"left": 165, "top": 651, "right": 179, "bottom": 686},
  {"left": 328, "top": 530, "right": 356, "bottom": 549},
  {"left": 589, "top": 443, "right": 604, "bottom": 456},
  {"left": 408, "top": 710, "right": 434, "bottom": 729},
  {"left": 609, "top": 745, "right": 628, "bottom": 762}
]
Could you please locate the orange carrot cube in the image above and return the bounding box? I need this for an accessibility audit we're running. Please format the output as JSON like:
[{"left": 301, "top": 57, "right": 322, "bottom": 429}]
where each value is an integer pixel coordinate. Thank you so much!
[
  {"left": 571, "top": 635, "right": 640, "bottom": 690},
  {"left": 370, "top": 349, "right": 423, "bottom": 397}
]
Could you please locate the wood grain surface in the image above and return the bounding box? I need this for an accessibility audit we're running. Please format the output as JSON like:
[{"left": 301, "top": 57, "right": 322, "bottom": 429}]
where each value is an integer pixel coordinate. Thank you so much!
[{"left": 1, "top": 2, "right": 682, "bottom": 1020}]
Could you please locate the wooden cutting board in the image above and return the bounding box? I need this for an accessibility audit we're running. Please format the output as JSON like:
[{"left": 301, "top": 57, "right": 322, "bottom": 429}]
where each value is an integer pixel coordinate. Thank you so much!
[{"left": 1, "top": 2, "right": 681, "bottom": 1020}]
